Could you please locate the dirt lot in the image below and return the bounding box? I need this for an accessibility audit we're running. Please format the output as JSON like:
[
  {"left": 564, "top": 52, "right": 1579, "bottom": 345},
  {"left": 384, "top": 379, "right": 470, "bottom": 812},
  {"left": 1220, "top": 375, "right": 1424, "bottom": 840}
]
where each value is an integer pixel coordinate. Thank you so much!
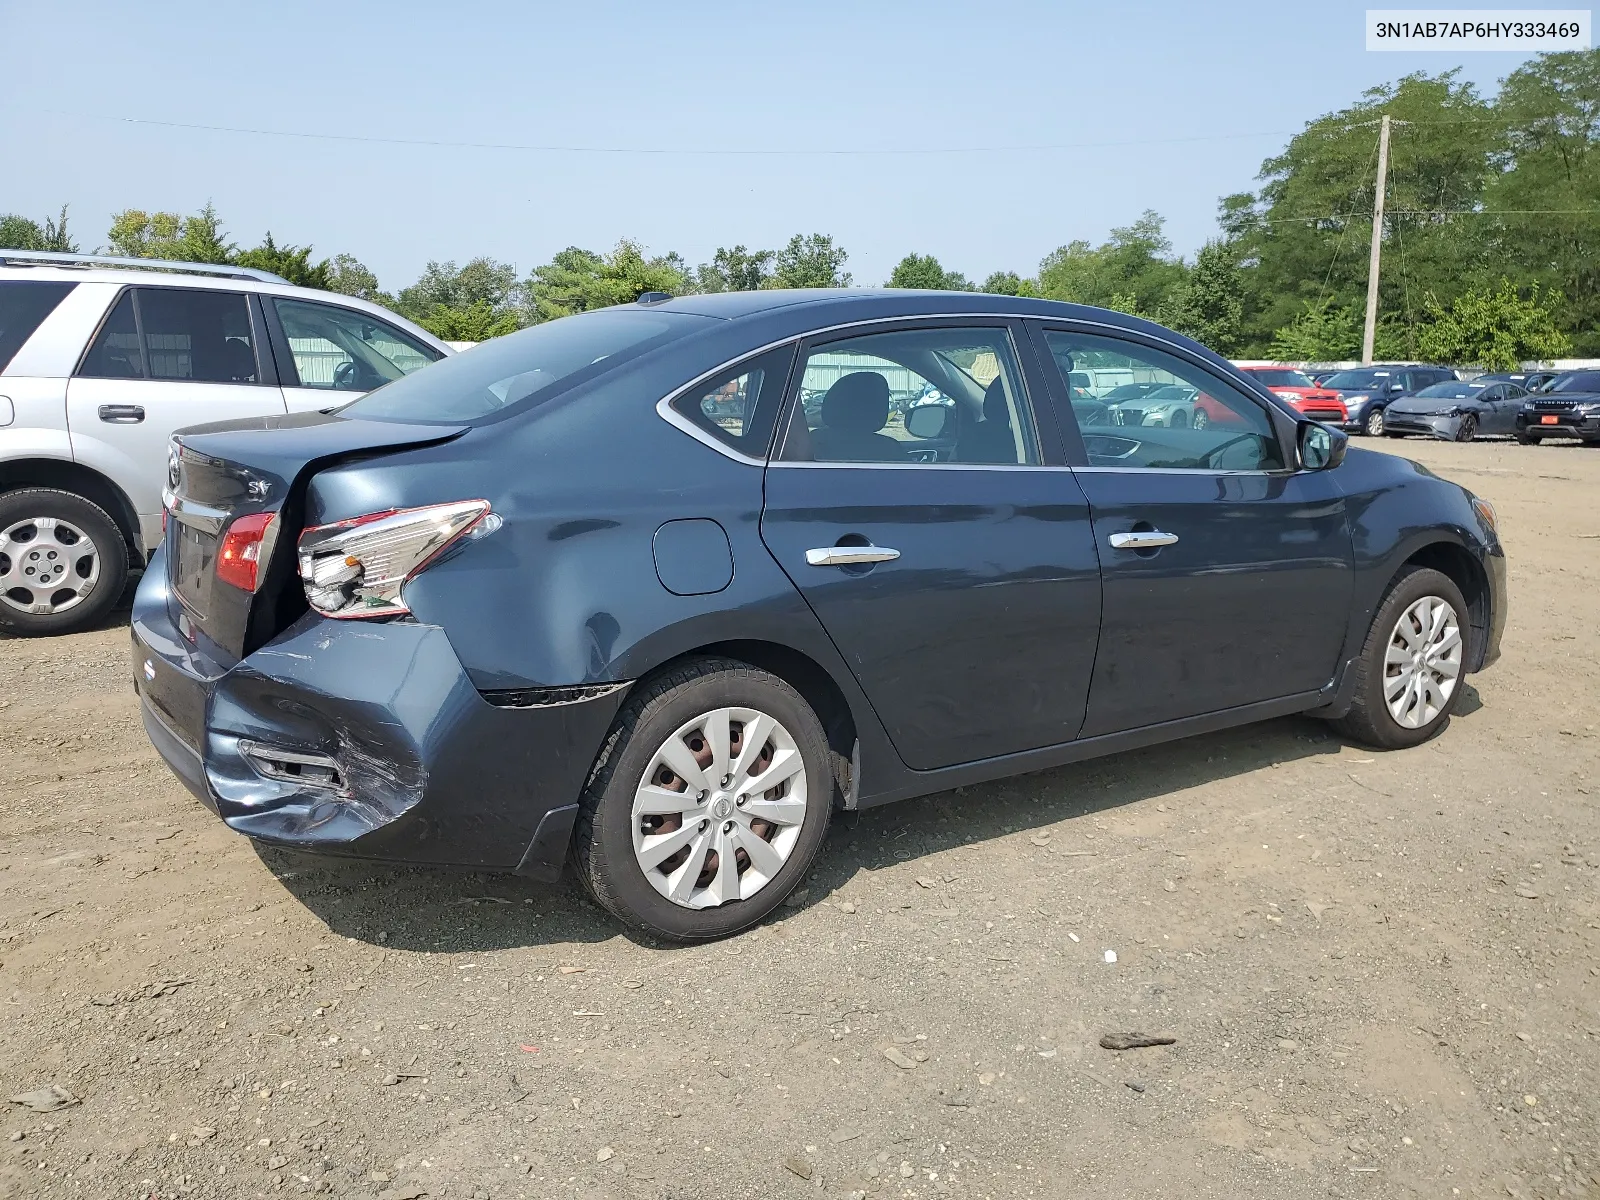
[{"left": 0, "top": 439, "right": 1595, "bottom": 1200}]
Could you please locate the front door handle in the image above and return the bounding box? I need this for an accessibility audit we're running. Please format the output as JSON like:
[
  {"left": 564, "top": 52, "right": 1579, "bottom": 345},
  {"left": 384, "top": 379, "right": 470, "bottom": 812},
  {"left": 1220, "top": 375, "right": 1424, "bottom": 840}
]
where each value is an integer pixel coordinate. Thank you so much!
[
  {"left": 1108, "top": 530, "right": 1178, "bottom": 550},
  {"left": 806, "top": 545, "right": 901, "bottom": 567},
  {"left": 98, "top": 404, "right": 145, "bottom": 424}
]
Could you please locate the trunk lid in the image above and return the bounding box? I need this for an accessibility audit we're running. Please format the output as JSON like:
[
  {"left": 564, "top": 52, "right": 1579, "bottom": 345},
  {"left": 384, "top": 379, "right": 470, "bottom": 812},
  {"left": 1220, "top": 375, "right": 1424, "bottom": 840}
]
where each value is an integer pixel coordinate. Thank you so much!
[{"left": 166, "top": 411, "right": 466, "bottom": 660}]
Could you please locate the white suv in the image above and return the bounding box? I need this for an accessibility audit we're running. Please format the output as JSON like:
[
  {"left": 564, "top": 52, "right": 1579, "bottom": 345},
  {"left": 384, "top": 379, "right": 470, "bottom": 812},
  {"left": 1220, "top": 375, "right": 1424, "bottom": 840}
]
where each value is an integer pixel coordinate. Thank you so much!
[{"left": 0, "top": 251, "right": 450, "bottom": 635}]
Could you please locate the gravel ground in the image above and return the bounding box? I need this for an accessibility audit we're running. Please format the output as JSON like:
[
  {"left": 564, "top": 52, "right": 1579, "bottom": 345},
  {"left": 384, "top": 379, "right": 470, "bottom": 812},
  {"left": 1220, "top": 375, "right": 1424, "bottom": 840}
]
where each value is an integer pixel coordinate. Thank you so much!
[{"left": 0, "top": 439, "right": 1595, "bottom": 1200}]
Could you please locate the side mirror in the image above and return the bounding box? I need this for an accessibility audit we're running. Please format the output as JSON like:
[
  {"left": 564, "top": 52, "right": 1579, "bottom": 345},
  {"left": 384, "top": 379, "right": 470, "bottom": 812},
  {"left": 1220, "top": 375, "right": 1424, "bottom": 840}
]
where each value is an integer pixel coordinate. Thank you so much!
[
  {"left": 1299, "top": 420, "right": 1347, "bottom": 471},
  {"left": 905, "top": 404, "right": 950, "bottom": 440}
]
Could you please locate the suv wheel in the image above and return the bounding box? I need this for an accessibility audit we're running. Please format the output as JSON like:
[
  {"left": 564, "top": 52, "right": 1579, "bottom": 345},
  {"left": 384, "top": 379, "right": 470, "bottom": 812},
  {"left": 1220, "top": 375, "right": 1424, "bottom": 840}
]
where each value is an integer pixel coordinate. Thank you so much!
[
  {"left": 0, "top": 488, "right": 129, "bottom": 636},
  {"left": 1514, "top": 430, "right": 1538, "bottom": 446},
  {"left": 573, "top": 657, "right": 836, "bottom": 941},
  {"left": 1365, "top": 407, "right": 1386, "bottom": 437},
  {"left": 1331, "top": 566, "right": 1468, "bottom": 750}
]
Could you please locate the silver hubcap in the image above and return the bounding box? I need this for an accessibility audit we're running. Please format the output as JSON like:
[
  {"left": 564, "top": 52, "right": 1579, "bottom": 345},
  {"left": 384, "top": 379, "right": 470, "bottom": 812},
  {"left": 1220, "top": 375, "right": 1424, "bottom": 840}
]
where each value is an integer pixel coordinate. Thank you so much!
[
  {"left": 1384, "top": 595, "right": 1463, "bottom": 729},
  {"left": 632, "top": 706, "right": 808, "bottom": 909},
  {"left": 1367, "top": 409, "right": 1384, "bottom": 435},
  {"left": 0, "top": 517, "right": 101, "bottom": 616}
]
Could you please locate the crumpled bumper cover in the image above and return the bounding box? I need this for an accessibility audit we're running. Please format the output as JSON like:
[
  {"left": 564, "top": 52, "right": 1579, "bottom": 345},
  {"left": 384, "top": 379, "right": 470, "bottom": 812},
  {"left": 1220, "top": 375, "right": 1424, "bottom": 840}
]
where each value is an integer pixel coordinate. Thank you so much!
[{"left": 131, "top": 559, "right": 627, "bottom": 875}]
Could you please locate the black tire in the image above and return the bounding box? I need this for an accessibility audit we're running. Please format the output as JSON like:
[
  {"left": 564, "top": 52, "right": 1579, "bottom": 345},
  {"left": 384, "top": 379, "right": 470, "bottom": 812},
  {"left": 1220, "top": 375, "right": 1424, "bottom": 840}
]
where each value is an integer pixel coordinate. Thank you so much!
[
  {"left": 1384, "top": 431, "right": 1407, "bottom": 439},
  {"left": 572, "top": 656, "right": 836, "bottom": 941},
  {"left": 0, "top": 488, "right": 129, "bottom": 637},
  {"left": 1455, "top": 413, "right": 1478, "bottom": 443},
  {"left": 1191, "top": 409, "right": 1210, "bottom": 431},
  {"left": 1330, "top": 565, "right": 1469, "bottom": 750},
  {"left": 1514, "top": 430, "right": 1538, "bottom": 446},
  {"left": 1364, "top": 407, "right": 1386, "bottom": 437},
  {"left": 1168, "top": 409, "right": 1188, "bottom": 429}
]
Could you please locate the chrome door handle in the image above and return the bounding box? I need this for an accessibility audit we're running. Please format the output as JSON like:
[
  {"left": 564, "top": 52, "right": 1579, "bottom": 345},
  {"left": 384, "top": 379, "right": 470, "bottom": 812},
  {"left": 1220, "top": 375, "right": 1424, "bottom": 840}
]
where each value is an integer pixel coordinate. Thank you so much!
[
  {"left": 1108, "top": 530, "right": 1178, "bottom": 550},
  {"left": 97, "top": 404, "right": 145, "bottom": 423},
  {"left": 805, "top": 545, "right": 901, "bottom": 567}
]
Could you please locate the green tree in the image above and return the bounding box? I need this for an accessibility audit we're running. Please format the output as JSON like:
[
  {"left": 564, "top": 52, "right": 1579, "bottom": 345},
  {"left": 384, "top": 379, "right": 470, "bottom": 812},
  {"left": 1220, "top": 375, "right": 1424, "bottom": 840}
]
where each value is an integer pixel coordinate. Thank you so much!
[
  {"left": 1268, "top": 300, "right": 1362, "bottom": 360},
  {"left": 1415, "top": 280, "right": 1571, "bottom": 369},
  {"left": 0, "top": 206, "right": 76, "bottom": 252},
  {"left": 106, "top": 202, "right": 235, "bottom": 263},
  {"left": 695, "top": 245, "right": 775, "bottom": 292},
  {"left": 1156, "top": 240, "right": 1245, "bottom": 353},
  {"left": 234, "top": 232, "right": 331, "bottom": 288},
  {"left": 979, "top": 270, "right": 1039, "bottom": 297},
  {"left": 325, "top": 254, "right": 388, "bottom": 304},
  {"left": 1488, "top": 49, "right": 1600, "bottom": 354},
  {"left": 886, "top": 253, "right": 971, "bottom": 290},
  {"left": 769, "top": 234, "right": 850, "bottom": 288},
  {"left": 1226, "top": 70, "right": 1498, "bottom": 355},
  {"left": 415, "top": 299, "right": 524, "bottom": 342},
  {"left": 526, "top": 240, "right": 689, "bottom": 321},
  {"left": 398, "top": 257, "right": 520, "bottom": 318},
  {"left": 1037, "top": 211, "right": 1187, "bottom": 314}
]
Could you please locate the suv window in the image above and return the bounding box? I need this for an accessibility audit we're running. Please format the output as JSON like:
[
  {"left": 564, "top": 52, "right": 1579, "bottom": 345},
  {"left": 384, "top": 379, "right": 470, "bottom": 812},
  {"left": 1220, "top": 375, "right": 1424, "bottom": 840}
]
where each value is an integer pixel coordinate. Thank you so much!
[
  {"left": 274, "top": 298, "right": 440, "bottom": 391},
  {"left": 0, "top": 280, "right": 76, "bottom": 373},
  {"left": 79, "top": 288, "right": 259, "bottom": 383},
  {"left": 1043, "top": 330, "right": 1284, "bottom": 471},
  {"left": 780, "top": 326, "right": 1039, "bottom": 465},
  {"left": 668, "top": 346, "right": 792, "bottom": 458}
]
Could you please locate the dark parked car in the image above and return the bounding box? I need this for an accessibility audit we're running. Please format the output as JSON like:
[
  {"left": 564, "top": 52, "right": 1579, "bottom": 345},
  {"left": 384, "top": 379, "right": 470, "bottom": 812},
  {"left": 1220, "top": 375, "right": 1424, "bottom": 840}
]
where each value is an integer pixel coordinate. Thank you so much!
[
  {"left": 1382, "top": 379, "right": 1528, "bottom": 442},
  {"left": 1474, "top": 370, "right": 1557, "bottom": 393},
  {"left": 133, "top": 292, "right": 1506, "bottom": 940},
  {"left": 1514, "top": 369, "right": 1600, "bottom": 445},
  {"left": 1320, "top": 365, "right": 1458, "bottom": 436}
]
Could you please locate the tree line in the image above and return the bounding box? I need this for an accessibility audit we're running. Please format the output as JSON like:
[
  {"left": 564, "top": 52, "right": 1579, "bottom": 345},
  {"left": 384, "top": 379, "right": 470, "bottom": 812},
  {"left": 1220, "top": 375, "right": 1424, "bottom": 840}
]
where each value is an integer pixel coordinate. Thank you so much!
[{"left": 4, "top": 50, "right": 1594, "bottom": 369}]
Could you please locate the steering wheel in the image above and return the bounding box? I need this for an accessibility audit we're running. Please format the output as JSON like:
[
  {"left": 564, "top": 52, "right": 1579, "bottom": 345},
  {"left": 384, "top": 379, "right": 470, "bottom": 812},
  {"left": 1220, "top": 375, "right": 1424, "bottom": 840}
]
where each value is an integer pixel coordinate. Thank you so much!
[
  {"left": 332, "top": 360, "right": 361, "bottom": 390},
  {"left": 1200, "top": 434, "right": 1259, "bottom": 470}
]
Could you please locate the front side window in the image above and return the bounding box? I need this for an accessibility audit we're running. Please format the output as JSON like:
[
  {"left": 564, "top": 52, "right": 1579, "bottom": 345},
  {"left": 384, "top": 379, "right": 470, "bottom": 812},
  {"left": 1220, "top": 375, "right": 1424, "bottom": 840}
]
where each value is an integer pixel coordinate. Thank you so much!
[
  {"left": 780, "top": 326, "right": 1039, "bottom": 465},
  {"left": 274, "top": 298, "right": 440, "bottom": 392},
  {"left": 136, "top": 288, "right": 258, "bottom": 383},
  {"left": 0, "top": 280, "right": 75, "bottom": 373},
  {"left": 668, "top": 346, "right": 792, "bottom": 457},
  {"left": 1043, "top": 331, "right": 1284, "bottom": 471}
]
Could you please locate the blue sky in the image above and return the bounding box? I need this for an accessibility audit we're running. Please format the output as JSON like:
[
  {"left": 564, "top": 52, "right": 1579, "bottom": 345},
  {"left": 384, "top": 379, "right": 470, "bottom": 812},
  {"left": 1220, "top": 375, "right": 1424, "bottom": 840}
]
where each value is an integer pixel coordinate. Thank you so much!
[{"left": 0, "top": 0, "right": 1554, "bottom": 291}]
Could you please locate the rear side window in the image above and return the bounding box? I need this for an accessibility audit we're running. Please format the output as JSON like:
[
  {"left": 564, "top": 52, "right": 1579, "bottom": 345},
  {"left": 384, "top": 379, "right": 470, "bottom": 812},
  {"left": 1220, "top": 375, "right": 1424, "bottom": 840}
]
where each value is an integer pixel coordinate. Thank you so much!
[
  {"left": 0, "top": 280, "right": 75, "bottom": 373},
  {"left": 79, "top": 288, "right": 260, "bottom": 383},
  {"left": 340, "top": 309, "right": 710, "bottom": 424},
  {"left": 668, "top": 346, "right": 793, "bottom": 458}
]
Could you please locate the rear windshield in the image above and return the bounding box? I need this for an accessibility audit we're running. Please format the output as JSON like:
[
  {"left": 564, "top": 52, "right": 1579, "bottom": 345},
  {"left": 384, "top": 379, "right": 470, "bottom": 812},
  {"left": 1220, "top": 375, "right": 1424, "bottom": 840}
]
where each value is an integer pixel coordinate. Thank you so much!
[
  {"left": 1249, "top": 369, "right": 1313, "bottom": 388},
  {"left": 1546, "top": 370, "right": 1600, "bottom": 394},
  {"left": 339, "top": 308, "right": 710, "bottom": 423},
  {"left": 0, "top": 280, "right": 76, "bottom": 372}
]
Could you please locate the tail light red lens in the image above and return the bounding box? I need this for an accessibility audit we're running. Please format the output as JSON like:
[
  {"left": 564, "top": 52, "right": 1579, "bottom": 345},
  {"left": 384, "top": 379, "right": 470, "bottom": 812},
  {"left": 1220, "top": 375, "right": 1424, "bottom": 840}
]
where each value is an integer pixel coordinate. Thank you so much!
[{"left": 215, "top": 512, "right": 279, "bottom": 593}]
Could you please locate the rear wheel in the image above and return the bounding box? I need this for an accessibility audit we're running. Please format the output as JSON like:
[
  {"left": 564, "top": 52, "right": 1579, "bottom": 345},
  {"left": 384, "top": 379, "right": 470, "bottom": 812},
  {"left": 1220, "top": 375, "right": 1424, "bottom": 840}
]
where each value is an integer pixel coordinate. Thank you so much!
[
  {"left": 1514, "top": 430, "right": 1538, "bottom": 446},
  {"left": 1331, "top": 566, "right": 1468, "bottom": 750},
  {"left": 1168, "top": 409, "right": 1188, "bottom": 429},
  {"left": 1191, "top": 409, "right": 1210, "bottom": 431},
  {"left": 1365, "top": 408, "right": 1386, "bottom": 437},
  {"left": 0, "top": 488, "right": 128, "bottom": 637},
  {"left": 572, "top": 657, "right": 836, "bottom": 940},
  {"left": 1455, "top": 413, "right": 1478, "bottom": 442}
]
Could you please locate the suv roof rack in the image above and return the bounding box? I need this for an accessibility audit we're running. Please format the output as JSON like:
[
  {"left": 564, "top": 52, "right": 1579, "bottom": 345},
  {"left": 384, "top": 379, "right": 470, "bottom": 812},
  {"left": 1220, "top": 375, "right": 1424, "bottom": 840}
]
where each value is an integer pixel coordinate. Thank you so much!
[{"left": 0, "top": 249, "right": 289, "bottom": 284}]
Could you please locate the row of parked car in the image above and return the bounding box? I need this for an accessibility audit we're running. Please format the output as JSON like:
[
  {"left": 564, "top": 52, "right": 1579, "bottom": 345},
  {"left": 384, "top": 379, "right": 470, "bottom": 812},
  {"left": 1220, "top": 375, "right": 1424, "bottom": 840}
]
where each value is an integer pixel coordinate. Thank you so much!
[{"left": 1274, "top": 364, "right": 1600, "bottom": 445}]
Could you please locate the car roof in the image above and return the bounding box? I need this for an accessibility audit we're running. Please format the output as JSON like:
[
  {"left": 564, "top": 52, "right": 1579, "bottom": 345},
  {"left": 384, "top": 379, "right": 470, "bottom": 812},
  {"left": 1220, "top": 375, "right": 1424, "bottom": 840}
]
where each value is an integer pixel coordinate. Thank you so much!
[
  {"left": 651, "top": 287, "right": 1159, "bottom": 328},
  {"left": 0, "top": 263, "right": 450, "bottom": 352}
]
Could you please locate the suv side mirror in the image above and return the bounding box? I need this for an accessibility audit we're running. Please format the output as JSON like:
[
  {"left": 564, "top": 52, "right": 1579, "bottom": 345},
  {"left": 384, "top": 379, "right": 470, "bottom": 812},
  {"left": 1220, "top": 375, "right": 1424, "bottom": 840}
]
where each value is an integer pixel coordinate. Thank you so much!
[{"left": 1299, "top": 420, "right": 1347, "bottom": 471}]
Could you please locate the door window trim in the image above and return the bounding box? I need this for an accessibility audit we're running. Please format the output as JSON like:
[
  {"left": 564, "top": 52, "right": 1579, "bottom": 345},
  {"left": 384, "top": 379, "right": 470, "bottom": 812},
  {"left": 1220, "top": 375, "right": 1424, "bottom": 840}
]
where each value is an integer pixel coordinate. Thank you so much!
[
  {"left": 1026, "top": 319, "right": 1300, "bottom": 474},
  {"left": 773, "top": 316, "right": 1061, "bottom": 469},
  {"left": 660, "top": 343, "right": 797, "bottom": 463}
]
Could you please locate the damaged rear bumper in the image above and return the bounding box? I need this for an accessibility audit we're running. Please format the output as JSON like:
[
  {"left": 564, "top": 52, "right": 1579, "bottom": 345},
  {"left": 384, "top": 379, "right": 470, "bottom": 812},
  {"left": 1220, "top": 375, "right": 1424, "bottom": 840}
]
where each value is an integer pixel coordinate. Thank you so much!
[{"left": 130, "top": 543, "right": 628, "bottom": 878}]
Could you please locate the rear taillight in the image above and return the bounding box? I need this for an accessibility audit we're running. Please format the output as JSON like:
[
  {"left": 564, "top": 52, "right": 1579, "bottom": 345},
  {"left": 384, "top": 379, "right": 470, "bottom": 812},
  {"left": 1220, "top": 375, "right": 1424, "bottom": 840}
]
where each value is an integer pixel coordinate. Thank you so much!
[
  {"left": 296, "top": 500, "right": 492, "bottom": 619},
  {"left": 216, "top": 512, "right": 279, "bottom": 592}
]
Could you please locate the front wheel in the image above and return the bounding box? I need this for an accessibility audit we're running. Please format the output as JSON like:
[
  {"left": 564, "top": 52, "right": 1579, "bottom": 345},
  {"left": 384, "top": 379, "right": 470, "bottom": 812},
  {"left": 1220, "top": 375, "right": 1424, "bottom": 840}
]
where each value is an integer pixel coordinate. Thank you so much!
[
  {"left": 1514, "top": 430, "right": 1538, "bottom": 446},
  {"left": 1191, "top": 409, "right": 1210, "bottom": 431},
  {"left": 572, "top": 657, "right": 836, "bottom": 940},
  {"left": 1454, "top": 413, "right": 1478, "bottom": 442},
  {"left": 1331, "top": 566, "right": 1469, "bottom": 750},
  {"left": 1365, "top": 407, "right": 1386, "bottom": 437}
]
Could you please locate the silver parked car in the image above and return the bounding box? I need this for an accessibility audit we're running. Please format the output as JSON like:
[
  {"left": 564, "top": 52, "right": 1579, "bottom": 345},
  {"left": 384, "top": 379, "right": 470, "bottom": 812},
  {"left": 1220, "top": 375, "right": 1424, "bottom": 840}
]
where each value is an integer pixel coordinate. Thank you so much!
[
  {"left": 1382, "top": 379, "right": 1529, "bottom": 442},
  {"left": 0, "top": 251, "right": 450, "bottom": 635}
]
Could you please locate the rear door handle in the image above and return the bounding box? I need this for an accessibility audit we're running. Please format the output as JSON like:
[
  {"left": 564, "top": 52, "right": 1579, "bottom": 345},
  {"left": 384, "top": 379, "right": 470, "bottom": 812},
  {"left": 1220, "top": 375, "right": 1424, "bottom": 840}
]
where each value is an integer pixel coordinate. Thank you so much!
[
  {"left": 1108, "top": 530, "right": 1178, "bottom": 550},
  {"left": 98, "top": 404, "right": 145, "bottom": 424},
  {"left": 806, "top": 545, "right": 901, "bottom": 567}
]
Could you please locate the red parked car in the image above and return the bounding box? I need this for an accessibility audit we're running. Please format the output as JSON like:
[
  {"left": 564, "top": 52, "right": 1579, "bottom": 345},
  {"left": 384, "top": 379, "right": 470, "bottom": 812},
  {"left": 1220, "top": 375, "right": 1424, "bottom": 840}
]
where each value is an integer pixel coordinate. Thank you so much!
[{"left": 1239, "top": 366, "right": 1348, "bottom": 425}]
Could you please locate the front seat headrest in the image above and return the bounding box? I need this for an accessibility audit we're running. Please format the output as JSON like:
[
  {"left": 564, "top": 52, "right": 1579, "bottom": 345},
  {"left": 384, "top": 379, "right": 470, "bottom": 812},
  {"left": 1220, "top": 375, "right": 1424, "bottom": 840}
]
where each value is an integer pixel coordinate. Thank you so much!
[
  {"left": 983, "top": 377, "right": 1011, "bottom": 425},
  {"left": 821, "top": 372, "right": 891, "bottom": 433}
]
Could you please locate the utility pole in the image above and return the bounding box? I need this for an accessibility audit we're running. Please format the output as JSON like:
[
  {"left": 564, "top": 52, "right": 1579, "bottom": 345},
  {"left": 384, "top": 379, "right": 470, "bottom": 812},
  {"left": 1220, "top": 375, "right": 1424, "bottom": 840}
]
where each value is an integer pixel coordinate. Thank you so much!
[{"left": 1361, "top": 114, "right": 1392, "bottom": 366}]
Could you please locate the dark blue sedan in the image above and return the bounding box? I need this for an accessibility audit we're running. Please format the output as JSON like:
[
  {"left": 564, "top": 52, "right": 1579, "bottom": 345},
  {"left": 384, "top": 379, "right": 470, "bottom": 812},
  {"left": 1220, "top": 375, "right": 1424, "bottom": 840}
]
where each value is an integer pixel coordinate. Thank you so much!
[{"left": 133, "top": 291, "right": 1506, "bottom": 940}]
